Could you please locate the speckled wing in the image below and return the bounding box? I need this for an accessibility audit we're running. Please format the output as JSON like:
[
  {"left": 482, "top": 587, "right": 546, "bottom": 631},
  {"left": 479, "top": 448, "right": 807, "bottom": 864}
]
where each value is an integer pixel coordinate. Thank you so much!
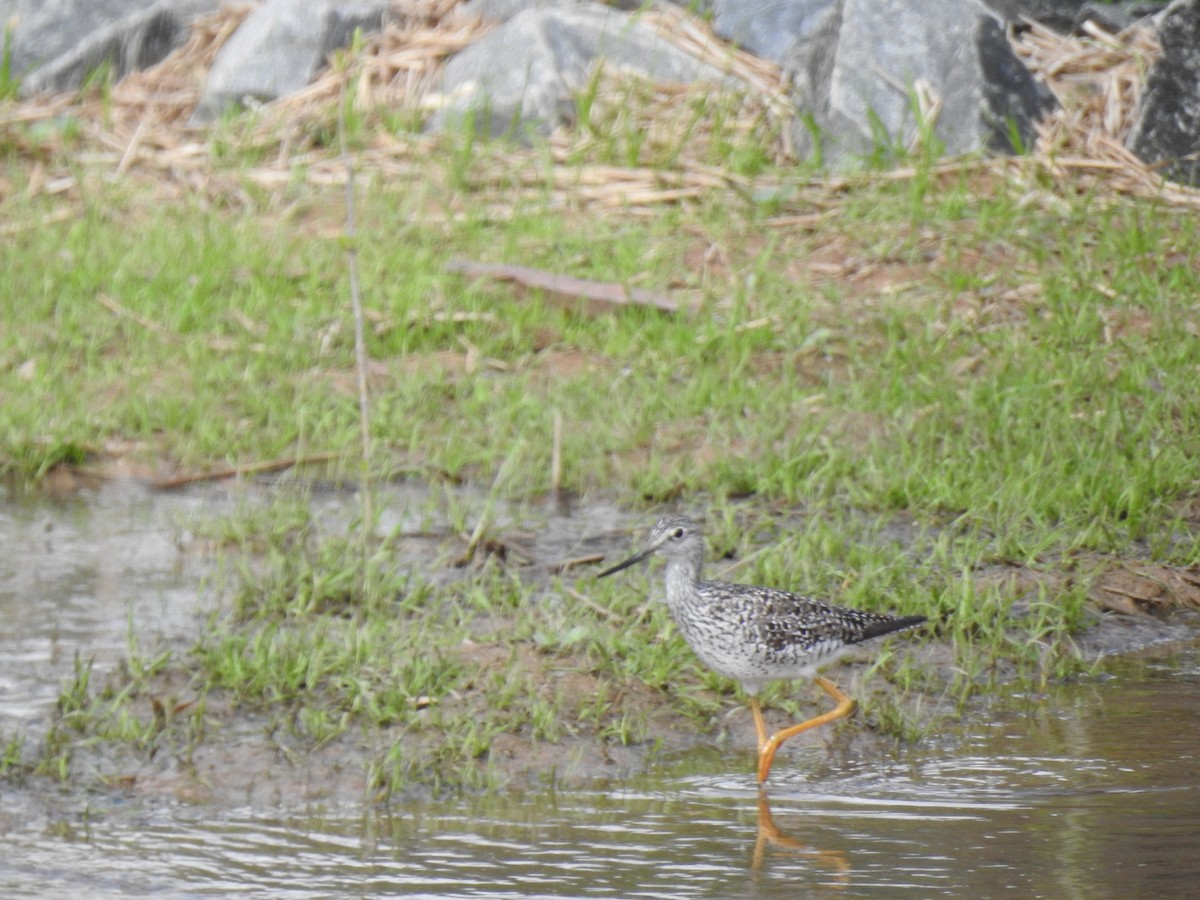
[{"left": 701, "top": 582, "right": 923, "bottom": 669}]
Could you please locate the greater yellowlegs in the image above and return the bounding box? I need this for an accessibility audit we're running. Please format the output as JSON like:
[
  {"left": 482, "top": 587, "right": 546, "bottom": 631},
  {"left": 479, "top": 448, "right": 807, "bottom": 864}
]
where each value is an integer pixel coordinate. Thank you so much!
[{"left": 597, "top": 515, "right": 926, "bottom": 782}]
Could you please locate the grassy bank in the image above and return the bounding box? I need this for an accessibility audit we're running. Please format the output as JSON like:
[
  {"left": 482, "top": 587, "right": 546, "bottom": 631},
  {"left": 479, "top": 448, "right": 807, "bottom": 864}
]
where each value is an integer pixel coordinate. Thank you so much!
[
  {"left": 7, "top": 147, "right": 1200, "bottom": 536},
  {"left": 3, "top": 50, "right": 1200, "bottom": 794}
]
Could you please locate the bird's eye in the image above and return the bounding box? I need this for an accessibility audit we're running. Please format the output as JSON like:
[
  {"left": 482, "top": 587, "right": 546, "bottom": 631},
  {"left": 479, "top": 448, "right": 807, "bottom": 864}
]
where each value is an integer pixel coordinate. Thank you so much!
[{"left": 672, "top": 527, "right": 685, "bottom": 539}]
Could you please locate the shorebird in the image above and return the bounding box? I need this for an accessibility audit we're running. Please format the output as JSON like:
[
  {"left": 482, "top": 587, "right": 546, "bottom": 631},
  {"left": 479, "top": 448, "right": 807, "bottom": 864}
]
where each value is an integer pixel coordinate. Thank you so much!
[{"left": 598, "top": 515, "right": 926, "bottom": 782}]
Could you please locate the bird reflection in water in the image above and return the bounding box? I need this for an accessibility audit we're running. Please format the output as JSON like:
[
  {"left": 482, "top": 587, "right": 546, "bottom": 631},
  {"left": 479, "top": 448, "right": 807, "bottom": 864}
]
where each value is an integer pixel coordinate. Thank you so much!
[{"left": 752, "top": 792, "right": 849, "bottom": 884}]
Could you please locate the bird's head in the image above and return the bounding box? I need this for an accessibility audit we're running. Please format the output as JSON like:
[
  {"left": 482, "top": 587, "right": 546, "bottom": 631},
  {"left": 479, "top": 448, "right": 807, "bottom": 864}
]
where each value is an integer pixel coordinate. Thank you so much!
[{"left": 597, "top": 515, "right": 704, "bottom": 577}]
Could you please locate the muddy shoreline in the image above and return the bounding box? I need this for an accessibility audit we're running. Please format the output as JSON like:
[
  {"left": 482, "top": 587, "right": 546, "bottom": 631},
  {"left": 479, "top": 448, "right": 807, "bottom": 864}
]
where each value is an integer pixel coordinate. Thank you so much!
[
  {"left": 3, "top": 477, "right": 1199, "bottom": 817},
  {"left": 124, "top": 610, "right": 1200, "bottom": 808}
]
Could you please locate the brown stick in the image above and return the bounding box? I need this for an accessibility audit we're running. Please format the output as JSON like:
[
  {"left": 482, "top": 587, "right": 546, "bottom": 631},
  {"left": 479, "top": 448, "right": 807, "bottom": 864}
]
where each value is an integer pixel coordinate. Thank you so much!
[
  {"left": 94, "top": 293, "right": 179, "bottom": 340},
  {"left": 547, "top": 553, "right": 606, "bottom": 574},
  {"left": 151, "top": 452, "right": 341, "bottom": 489},
  {"left": 564, "top": 586, "right": 621, "bottom": 622},
  {"left": 445, "top": 259, "right": 682, "bottom": 314},
  {"left": 551, "top": 409, "right": 563, "bottom": 493}
]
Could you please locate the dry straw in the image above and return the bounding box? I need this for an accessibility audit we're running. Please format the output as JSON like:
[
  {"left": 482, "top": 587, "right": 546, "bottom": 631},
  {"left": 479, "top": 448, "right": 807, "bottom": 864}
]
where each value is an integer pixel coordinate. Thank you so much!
[
  {"left": 1012, "top": 17, "right": 1200, "bottom": 207},
  {"left": 3, "top": 1, "right": 1199, "bottom": 210}
]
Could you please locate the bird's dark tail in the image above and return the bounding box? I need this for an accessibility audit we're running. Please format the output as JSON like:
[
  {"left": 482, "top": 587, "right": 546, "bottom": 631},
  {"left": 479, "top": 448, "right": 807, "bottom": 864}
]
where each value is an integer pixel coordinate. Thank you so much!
[{"left": 859, "top": 614, "right": 927, "bottom": 643}]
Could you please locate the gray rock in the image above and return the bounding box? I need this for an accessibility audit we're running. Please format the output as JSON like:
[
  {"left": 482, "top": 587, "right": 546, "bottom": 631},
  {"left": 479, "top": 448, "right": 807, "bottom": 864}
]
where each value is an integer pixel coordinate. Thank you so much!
[
  {"left": 4, "top": 0, "right": 219, "bottom": 96},
  {"left": 460, "top": 0, "right": 571, "bottom": 24},
  {"left": 427, "top": 2, "right": 733, "bottom": 138},
  {"left": 461, "top": 0, "right": 644, "bottom": 24},
  {"left": 708, "top": 0, "right": 837, "bottom": 65},
  {"left": 192, "top": 0, "right": 389, "bottom": 123},
  {"left": 1127, "top": 0, "right": 1200, "bottom": 186},
  {"left": 791, "top": 0, "right": 1055, "bottom": 167}
]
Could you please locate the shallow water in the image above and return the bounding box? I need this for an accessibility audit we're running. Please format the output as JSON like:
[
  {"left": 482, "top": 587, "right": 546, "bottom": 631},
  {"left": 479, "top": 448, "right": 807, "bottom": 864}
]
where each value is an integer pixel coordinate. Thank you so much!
[
  {"left": 4, "top": 649, "right": 1199, "bottom": 899},
  {"left": 2, "top": 482, "right": 1199, "bottom": 897},
  {"left": 0, "top": 478, "right": 617, "bottom": 735},
  {"left": 0, "top": 480, "right": 213, "bottom": 732}
]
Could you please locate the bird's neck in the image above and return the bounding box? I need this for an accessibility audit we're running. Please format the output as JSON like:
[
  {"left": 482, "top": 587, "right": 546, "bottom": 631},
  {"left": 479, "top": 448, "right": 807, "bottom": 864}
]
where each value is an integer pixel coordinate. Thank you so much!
[{"left": 663, "top": 554, "right": 703, "bottom": 607}]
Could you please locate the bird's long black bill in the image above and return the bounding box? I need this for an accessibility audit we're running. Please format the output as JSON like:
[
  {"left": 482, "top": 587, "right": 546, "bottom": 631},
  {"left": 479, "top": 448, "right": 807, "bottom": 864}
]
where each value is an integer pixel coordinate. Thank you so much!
[{"left": 597, "top": 546, "right": 655, "bottom": 578}]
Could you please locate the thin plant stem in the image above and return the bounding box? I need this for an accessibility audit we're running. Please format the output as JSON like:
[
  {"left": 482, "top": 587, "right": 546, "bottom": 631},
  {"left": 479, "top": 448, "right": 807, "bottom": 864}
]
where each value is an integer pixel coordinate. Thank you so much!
[{"left": 338, "top": 54, "right": 373, "bottom": 561}]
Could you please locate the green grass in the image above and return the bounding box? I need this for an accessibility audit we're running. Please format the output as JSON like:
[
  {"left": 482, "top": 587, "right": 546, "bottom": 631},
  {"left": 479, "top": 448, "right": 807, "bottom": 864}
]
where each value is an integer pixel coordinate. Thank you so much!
[
  {"left": 7, "top": 156, "right": 1198, "bottom": 537},
  {"left": 0, "top": 28, "right": 17, "bottom": 101},
  {"left": 3, "top": 79, "right": 1200, "bottom": 793}
]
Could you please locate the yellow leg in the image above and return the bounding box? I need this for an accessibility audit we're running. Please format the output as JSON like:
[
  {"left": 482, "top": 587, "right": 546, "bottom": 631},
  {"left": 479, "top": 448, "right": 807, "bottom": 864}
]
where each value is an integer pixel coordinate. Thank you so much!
[
  {"left": 755, "top": 676, "right": 857, "bottom": 784},
  {"left": 749, "top": 695, "right": 769, "bottom": 752}
]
